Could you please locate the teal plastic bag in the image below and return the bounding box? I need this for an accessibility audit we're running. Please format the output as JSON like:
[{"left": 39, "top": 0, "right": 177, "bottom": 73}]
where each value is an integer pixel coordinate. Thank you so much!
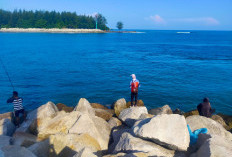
[{"left": 187, "top": 125, "right": 207, "bottom": 145}]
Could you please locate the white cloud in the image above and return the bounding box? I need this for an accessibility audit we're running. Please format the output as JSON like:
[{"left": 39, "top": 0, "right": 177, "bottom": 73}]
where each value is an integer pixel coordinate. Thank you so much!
[
  {"left": 86, "top": 12, "right": 98, "bottom": 17},
  {"left": 149, "top": 14, "right": 166, "bottom": 24},
  {"left": 146, "top": 14, "right": 219, "bottom": 27},
  {"left": 172, "top": 17, "right": 220, "bottom": 25}
]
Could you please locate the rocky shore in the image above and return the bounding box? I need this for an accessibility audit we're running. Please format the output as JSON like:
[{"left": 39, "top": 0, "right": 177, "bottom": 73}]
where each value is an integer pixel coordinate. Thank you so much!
[
  {"left": 0, "top": 98, "right": 232, "bottom": 157},
  {"left": 0, "top": 28, "right": 105, "bottom": 33}
]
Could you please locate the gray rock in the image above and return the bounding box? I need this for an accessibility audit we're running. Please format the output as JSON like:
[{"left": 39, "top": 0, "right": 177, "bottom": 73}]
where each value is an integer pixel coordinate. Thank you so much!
[
  {"left": 190, "top": 135, "right": 232, "bottom": 157},
  {"left": 186, "top": 115, "right": 232, "bottom": 141},
  {"left": 49, "top": 133, "right": 101, "bottom": 157},
  {"left": 139, "top": 113, "right": 154, "bottom": 120},
  {"left": 28, "top": 139, "right": 49, "bottom": 157},
  {"left": 1, "top": 145, "right": 36, "bottom": 157},
  {"left": 92, "top": 116, "right": 111, "bottom": 150},
  {"left": 113, "top": 98, "right": 127, "bottom": 117},
  {"left": 133, "top": 114, "right": 190, "bottom": 151},
  {"left": 12, "top": 132, "right": 39, "bottom": 147},
  {"left": 119, "top": 107, "right": 148, "bottom": 127},
  {"left": 17, "top": 101, "right": 58, "bottom": 132},
  {"left": 173, "top": 108, "right": 185, "bottom": 115},
  {"left": 74, "top": 98, "right": 95, "bottom": 116},
  {"left": 94, "top": 108, "right": 114, "bottom": 121},
  {"left": 211, "top": 115, "right": 230, "bottom": 130},
  {"left": 37, "top": 111, "right": 81, "bottom": 140},
  {"left": 0, "top": 136, "right": 10, "bottom": 149},
  {"left": 108, "top": 126, "right": 131, "bottom": 153},
  {"left": 73, "top": 148, "right": 98, "bottom": 157},
  {"left": 0, "top": 119, "right": 15, "bottom": 136},
  {"left": 69, "top": 113, "right": 111, "bottom": 150},
  {"left": 148, "top": 105, "right": 173, "bottom": 115},
  {"left": 0, "top": 112, "right": 12, "bottom": 121},
  {"left": 108, "top": 117, "right": 122, "bottom": 129},
  {"left": 113, "top": 132, "right": 175, "bottom": 156}
]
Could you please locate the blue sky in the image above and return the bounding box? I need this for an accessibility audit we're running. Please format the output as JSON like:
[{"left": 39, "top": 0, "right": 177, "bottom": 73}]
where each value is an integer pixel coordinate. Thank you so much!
[{"left": 1, "top": 0, "right": 231, "bottom": 30}]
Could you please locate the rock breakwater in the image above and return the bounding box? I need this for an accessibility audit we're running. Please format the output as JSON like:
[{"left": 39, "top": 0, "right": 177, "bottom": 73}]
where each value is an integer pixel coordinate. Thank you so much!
[{"left": 0, "top": 98, "right": 232, "bottom": 157}]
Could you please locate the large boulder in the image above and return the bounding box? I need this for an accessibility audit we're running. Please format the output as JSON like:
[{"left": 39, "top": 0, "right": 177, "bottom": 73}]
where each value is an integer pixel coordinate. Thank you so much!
[
  {"left": 184, "top": 110, "right": 199, "bottom": 118},
  {"left": 31, "top": 101, "right": 58, "bottom": 119},
  {"left": 218, "top": 113, "right": 232, "bottom": 130},
  {"left": 92, "top": 116, "right": 111, "bottom": 149},
  {"left": 126, "top": 100, "right": 145, "bottom": 107},
  {"left": 119, "top": 107, "right": 148, "bottom": 127},
  {"left": 186, "top": 115, "right": 232, "bottom": 141},
  {"left": 17, "top": 101, "right": 58, "bottom": 132},
  {"left": 108, "top": 117, "right": 122, "bottom": 129},
  {"left": 29, "top": 111, "right": 66, "bottom": 135},
  {"left": 133, "top": 114, "right": 190, "bottom": 151},
  {"left": 113, "top": 132, "right": 175, "bottom": 156},
  {"left": 33, "top": 109, "right": 111, "bottom": 150},
  {"left": 148, "top": 105, "right": 173, "bottom": 115},
  {"left": 0, "top": 135, "right": 10, "bottom": 149},
  {"left": 91, "top": 103, "right": 108, "bottom": 109},
  {"left": 108, "top": 126, "right": 131, "bottom": 153},
  {"left": 36, "top": 111, "right": 81, "bottom": 140},
  {"left": 1, "top": 145, "right": 36, "bottom": 157},
  {"left": 56, "top": 103, "right": 74, "bottom": 113},
  {"left": 28, "top": 139, "right": 49, "bottom": 157},
  {"left": 69, "top": 113, "right": 111, "bottom": 150},
  {"left": 94, "top": 108, "right": 114, "bottom": 121},
  {"left": 139, "top": 113, "right": 154, "bottom": 120},
  {"left": 0, "top": 112, "right": 12, "bottom": 121},
  {"left": 113, "top": 98, "right": 127, "bottom": 117},
  {"left": 48, "top": 133, "right": 101, "bottom": 157},
  {"left": 74, "top": 98, "right": 95, "bottom": 116},
  {"left": 190, "top": 135, "right": 232, "bottom": 157},
  {"left": 173, "top": 108, "right": 185, "bottom": 115},
  {"left": 12, "top": 132, "right": 39, "bottom": 147},
  {"left": 211, "top": 115, "right": 230, "bottom": 130},
  {"left": 0, "top": 118, "right": 15, "bottom": 136}
]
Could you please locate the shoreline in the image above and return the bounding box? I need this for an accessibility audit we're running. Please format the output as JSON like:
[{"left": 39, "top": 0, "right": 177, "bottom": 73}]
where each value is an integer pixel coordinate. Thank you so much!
[
  {"left": 0, "top": 28, "right": 139, "bottom": 33},
  {"left": 0, "top": 28, "right": 106, "bottom": 33}
]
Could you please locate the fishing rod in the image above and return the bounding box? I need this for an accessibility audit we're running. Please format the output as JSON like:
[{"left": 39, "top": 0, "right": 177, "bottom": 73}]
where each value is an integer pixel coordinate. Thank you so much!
[{"left": 0, "top": 57, "right": 15, "bottom": 91}]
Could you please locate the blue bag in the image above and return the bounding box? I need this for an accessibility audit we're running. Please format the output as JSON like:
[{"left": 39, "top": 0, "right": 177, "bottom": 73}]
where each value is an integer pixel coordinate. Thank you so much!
[{"left": 187, "top": 125, "right": 207, "bottom": 145}]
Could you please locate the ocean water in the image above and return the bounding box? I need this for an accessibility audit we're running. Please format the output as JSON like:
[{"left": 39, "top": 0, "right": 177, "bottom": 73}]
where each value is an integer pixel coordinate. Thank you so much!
[{"left": 0, "top": 30, "right": 232, "bottom": 115}]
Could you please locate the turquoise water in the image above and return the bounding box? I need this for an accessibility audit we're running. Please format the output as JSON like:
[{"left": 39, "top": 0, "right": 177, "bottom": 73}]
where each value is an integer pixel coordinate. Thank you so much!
[{"left": 0, "top": 30, "right": 232, "bottom": 115}]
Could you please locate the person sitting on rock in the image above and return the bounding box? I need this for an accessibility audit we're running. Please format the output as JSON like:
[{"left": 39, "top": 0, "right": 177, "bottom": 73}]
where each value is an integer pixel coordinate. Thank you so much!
[
  {"left": 197, "top": 97, "right": 215, "bottom": 118},
  {"left": 7, "top": 91, "right": 26, "bottom": 127},
  {"left": 130, "top": 74, "right": 140, "bottom": 107}
]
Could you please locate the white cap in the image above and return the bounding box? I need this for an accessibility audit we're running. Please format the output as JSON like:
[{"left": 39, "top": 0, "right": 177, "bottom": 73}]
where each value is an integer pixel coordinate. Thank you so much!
[{"left": 131, "top": 74, "right": 136, "bottom": 79}]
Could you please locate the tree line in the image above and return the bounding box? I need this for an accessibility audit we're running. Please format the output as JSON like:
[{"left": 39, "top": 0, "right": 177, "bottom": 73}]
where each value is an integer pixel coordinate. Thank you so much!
[{"left": 0, "top": 9, "right": 109, "bottom": 30}]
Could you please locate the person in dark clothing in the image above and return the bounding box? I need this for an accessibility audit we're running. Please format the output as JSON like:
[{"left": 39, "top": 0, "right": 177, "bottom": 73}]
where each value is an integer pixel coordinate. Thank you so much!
[
  {"left": 197, "top": 97, "right": 214, "bottom": 118},
  {"left": 7, "top": 91, "right": 26, "bottom": 127},
  {"left": 130, "top": 74, "right": 140, "bottom": 106}
]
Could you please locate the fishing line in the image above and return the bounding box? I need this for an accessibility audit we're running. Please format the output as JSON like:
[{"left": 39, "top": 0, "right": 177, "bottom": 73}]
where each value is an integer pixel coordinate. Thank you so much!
[{"left": 0, "top": 57, "right": 15, "bottom": 91}]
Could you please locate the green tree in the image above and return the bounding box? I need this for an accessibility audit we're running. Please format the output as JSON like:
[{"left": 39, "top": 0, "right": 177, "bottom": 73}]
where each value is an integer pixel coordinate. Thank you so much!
[
  {"left": 117, "top": 21, "right": 123, "bottom": 30},
  {"left": 35, "top": 19, "right": 47, "bottom": 28},
  {"left": 0, "top": 9, "right": 109, "bottom": 30}
]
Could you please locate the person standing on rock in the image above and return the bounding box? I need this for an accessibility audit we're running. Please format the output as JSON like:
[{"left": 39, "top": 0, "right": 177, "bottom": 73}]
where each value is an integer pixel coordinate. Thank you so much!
[
  {"left": 197, "top": 97, "right": 215, "bottom": 118},
  {"left": 7, "top": 91, "right": 26, "bottom": 127},
  {"left": 130, "top": 74, "right": 140, "bottom": 107}
]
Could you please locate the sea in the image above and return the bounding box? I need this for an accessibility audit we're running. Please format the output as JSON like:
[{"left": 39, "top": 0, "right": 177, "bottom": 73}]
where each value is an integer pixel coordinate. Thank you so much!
[{"left": 0, "top": 30, "right": 232, "bottom": 115}]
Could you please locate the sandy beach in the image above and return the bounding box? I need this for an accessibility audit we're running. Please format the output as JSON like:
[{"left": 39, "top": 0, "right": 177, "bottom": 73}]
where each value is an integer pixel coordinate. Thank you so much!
[{"left": 0, "top": 28, "right": 105, "bottom": 33}]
